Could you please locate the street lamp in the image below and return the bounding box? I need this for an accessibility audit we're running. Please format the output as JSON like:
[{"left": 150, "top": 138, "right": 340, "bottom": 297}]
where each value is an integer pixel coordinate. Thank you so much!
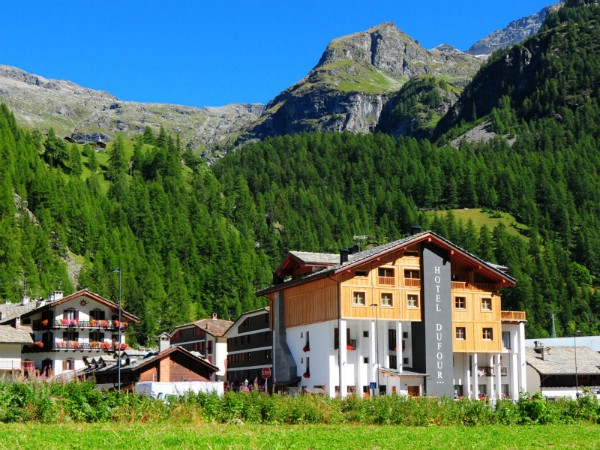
[
  {"left": 370, "top": 303, "right": 380, "bottom": 395},
  {"left": 112, "top": 268, "right": 123, "bottom": 392},
  {"left": 574, "top": 329, "right": 580, "bottom": 398}
]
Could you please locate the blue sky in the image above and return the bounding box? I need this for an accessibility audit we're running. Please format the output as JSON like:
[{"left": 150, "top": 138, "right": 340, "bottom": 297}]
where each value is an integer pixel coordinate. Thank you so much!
[{"left": 0, "top": 1, "right": 553, "bottom": 107}]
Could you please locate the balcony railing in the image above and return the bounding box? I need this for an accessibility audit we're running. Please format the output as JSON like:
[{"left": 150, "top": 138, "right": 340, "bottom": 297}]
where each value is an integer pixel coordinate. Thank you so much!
[
  {"left": 378, "top": 276, "right": 395, "bottom": 286},
  {"left": 501, "top": 311, "right": 527, "bottom": 322},
  {"left": 33, "top": 319, "right": 128, "bottom": 331},
  {"left": 24, "top": 341, "right": 128, "bottom": 353},
  {"left": 451, "top": 282, "right": 497, "bottom": 292},
  {"left": 404, "top": 279, "right": 421, "bottom": 288}
]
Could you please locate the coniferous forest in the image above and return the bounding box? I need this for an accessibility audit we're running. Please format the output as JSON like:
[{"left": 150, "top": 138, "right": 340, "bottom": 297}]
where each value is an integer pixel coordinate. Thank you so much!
[{"left": 1, "top": 0, "right": 600, "bottom": 344}]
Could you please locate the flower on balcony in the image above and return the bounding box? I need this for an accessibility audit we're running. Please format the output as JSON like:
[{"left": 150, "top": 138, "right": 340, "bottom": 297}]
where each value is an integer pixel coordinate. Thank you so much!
[
  {"left": 40, "top": 319, "right": 49, "bottom": 327},
  {"left": 347, "top": 344, "right": 356, "bottom": 351},
  {"left": 303, "top": 344, "right": 310, "bottom": 352},
  {"left": 303, "top": 371, "right": 310, "bottom": 379},
  {"left": 118, "top": 343, "right": 127, "bottom": 351},
  {"left": 34, "top": 341, "right": 44, "bottom": 348},
  {"left": 100, "top": 342, "right": 110, "bottom": 350},
  {"left": 90, "top": 341, "right": 99, "bottom": 348},
  {"left": 90, "top": 319, "right": 97, "bottom": 327},
  {"left": 56, "top": 341, "right": 65, "bottom": 348},
  {"left": 101, "top": 320, "right": 108, "bottom": 328},
  {"left": 114, "top": 320, "right": 128, "bottom": 329},
  {"left": 67, "top": 341, "right": 80, "bottom": 349}
]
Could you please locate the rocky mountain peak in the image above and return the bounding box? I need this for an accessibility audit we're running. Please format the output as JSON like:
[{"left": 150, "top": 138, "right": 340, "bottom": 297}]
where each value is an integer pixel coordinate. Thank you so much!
[{"left": 467, "top": 2, "right": 563, "bottom": 56}]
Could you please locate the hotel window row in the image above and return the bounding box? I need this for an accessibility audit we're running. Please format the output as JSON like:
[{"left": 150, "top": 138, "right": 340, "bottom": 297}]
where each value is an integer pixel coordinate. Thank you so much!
[
  {"left": 352, "top": 291, "right": 420, "bottom": 308},
  {"left": 455, "top": 327, "right": 495, "bottom": 340},
  {"left": 454, "top": 296, "right": 493, "bottom": 311}
]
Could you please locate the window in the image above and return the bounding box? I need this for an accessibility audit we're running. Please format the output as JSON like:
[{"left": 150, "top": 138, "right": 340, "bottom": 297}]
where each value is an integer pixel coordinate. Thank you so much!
[
  {"left": 363, "top": 330, "right": 369, "bottom": 338},
  {"left": 63, "top": 308, "right": 78, "bottom": 320},
  {"left": 379, "top": 268, "right": 393, "bottom": 277},
  {"left": 388, "top": 329, "right": 397, "bottom": 351},
  {"left": 482, "top": 297, "right": 492, "bottom": 311},
  {"left": 456, "top": 327, "right": 466, "bottom": 340},
  {"left": 404, "top": 269, "right": 420, "bottom": 279},
  {"left": 355, "top": 270, "right": 368, "bottom": 277},
  {"left": 407, "top": 294, "right": 419, "bottom": 308},
  {"left": 363, "top": 357, "right": 369, "bottom": 364},
  {"left": 207, "top": 340, "right": 213, "bottom": 354},
  {"left": 89, "top": 331, "right": 104, "bottom": 342},
  {"left": 502, "top": 331, "right": 511, "bottom": 349},
  {"left": 455, "top": 297, "right": 466, "bottom": 309},
  {"left": 63, "top": 331, "right": 79, "bottom": 341},
  {"left": 389, "top": 355, "right": 397, "bottom": 369},
  {"left": 482, "top": 328, "right": 493, "bottom": 340},
  {"left": 63, "top": 358, "right": 75, "bottom": 371},
  {"left": 90, "top": 309, "right": 105, "bottom": 320},
  {"left": 402, "top": 332, "right": 409, "bottom": 339},
  {"left": 403, "top": 357, "right": 409, "bottom": 365},
  {"left": 352, "top": 291, "right": 366, "bottom": 306},
  {"left": 381, "top": 292, "right": 393, "bottom": 307}
]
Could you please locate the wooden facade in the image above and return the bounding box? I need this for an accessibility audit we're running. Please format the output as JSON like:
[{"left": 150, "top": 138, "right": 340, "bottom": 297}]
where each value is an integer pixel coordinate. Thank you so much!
[{"left": 262, "top": 232, "right": 522, "bottom": 355}]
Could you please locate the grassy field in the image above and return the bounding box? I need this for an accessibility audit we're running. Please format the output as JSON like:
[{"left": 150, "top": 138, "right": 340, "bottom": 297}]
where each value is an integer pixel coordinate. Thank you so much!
[
  {"left": 425, "top": 208, "right": 527, "bottom": 239},
  {"left": 1, "top": 423, "right": 599, "bottom": 449}
]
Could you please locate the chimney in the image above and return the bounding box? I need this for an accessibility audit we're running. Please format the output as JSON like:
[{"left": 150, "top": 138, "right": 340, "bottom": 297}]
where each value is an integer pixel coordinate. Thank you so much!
[
  {"left": 411, "top": 225, "right": 422, "bottom": 235},
  {"left": 340, "top": 248, "right": 349, "bottom": 264},
  {"left": 158, "top": 333, "right": 170, "bottom": 352},
  {"left": 49, "top": 291, "right": 63, "bottom": 302},
  {"left": 22, "top": 296, "right": 30, "bottom": 305},
  {"left": 212, "top": 313, "right": 217, "bottom": 320}
]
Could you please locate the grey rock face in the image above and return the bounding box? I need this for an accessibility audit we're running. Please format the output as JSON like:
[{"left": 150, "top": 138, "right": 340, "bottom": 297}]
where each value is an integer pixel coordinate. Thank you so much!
[
  {"left": 244, "top": 23, "right": 481, "bottom": 141},
  {"left": 467, "top": 2, "right": 562, "bottom": 55},
  {"left": 0, "top": 65, "right": 264, "bottom": 151}
]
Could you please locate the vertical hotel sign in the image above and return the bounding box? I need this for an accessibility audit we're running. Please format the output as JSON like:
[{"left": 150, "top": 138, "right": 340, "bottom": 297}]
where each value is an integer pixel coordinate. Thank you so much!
[{"left": 422, "top": 243, "right": 453, "bottom": 397}]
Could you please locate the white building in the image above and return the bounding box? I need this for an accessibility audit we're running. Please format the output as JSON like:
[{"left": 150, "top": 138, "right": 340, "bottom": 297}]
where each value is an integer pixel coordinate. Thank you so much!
[
  {"left": 0, "top": 325, "right": 34, "bottom": 379},
  {"left": 257, "top": 231, "right": 528, "bottom": 399},
  {"left": 18, "top": 289, "right": 139, "bottom": 377}
]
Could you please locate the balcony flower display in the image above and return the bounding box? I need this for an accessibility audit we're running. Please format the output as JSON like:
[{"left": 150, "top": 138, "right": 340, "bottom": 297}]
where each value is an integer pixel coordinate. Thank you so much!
[
  {"left": 303, "top": 371, "right": 310, "bottom": 379},
  {"left": 67, "top": 341, "right": 80, "bottom": 349},
  {"left": 90, "top": 341, "right": 99, "bottom": 348},
  {"left": 56, "top": 341, "right": 66, "bottom": 349},
  {"left": 40, "top": 319, "right": 49, "bottom": 327},
  {"left": 303, "top": 344, "right": 310, "bottom": 352},
  {"left": 61, "top": 319, "right": 78, "bottom": 327},
  {"left": 100, "top": 342, "right": 110, "bottom": 350},
  {"left": 114, "top": 320, "right": 128, "bottom": 329},
  {"left": 34, "top": 341, "right": 44, "bottom": 348},
  {"left": 347, "top": 344, "right": 356, "bottom": 351},
  {"left": 100, "top": 320, "right": 108, "bottom": 328},
  {"left": 114, "top": 343, "right": 127, "bottom": 351},
  {"left": 90, "top": 319, "right": 97, "bottom": 327}
]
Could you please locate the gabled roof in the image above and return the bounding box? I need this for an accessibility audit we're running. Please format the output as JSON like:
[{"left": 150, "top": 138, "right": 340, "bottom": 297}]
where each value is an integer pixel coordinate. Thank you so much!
[
  {"left": 92, "top": 346, "right": 219, "bottom": 375},
  {"left": 224, "top": 306, "right": 270, "bottom": 337},
  {"left": 21, "top": 289, "right": 140, "bottom": 323},
  {"left": 275, "top": 251, "right": 341, "bottom": 278},
  {"left": 258, "top": 231, "right": 517, "bottom": 296},
  {"left": 0, "top": 325, "right": 33, "bottom": 344},
  {"left": 526, "top": 346, "right": 600, "bottom": 375},
  {"left": 170, "top": 317, "right": 233, "bottom": 338}
]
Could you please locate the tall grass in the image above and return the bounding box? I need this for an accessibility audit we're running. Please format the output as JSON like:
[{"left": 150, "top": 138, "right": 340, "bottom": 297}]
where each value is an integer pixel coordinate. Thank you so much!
[{"left": 0, "top": 380, "right": 598, "bottom": 425}]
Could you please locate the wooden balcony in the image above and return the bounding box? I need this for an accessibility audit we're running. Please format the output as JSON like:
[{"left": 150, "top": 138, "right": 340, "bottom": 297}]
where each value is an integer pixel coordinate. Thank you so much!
[
  {"left": 451, "top": 281, "right": 497, "bottom": 292},
  {"left": 378, "top": 276, "right": 395, "bottom": 286},
  {"left": 501, "top": 311, "right": 527, "bottom": 322},
  {"left": 404, "top": 279, "right": 421, "bottom": 288}
]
